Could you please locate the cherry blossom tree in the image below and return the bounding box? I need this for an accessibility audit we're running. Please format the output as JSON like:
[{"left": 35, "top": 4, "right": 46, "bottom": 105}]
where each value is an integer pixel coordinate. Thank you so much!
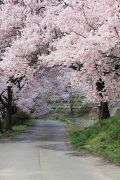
[
  {"left": 0, "top": 0, "right": 120, "bottom": 123},
  {"left": 43, "top": 0, "right": 120, "bottom": 119},
  {"left": 0, "top": 0, "right": 61, "bottom": 130}
]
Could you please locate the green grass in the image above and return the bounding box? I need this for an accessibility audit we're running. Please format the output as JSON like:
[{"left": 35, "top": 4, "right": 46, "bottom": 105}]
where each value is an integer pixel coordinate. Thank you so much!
[
  {"left": 73, "top": 96, "right": 84, "bottom": 107},
  {"left": 38, "top": 114, "right": 69, "bottom": 124},
  {"left": 0, "top": 119, "right": 34, "bottom": 137},
  {"left": 69, "top": 115, "right": 120, "bottom": 165}
]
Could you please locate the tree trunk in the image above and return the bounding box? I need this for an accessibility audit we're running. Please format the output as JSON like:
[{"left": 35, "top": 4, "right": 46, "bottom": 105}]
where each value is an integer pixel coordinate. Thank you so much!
[
  {"left": 69, "top": 92, "right": 74, "bottom": 115},
  {"left": 99, "top": 101, "right": 110, "bottom": 120},
  {"left": 0, "top": 118, "right": 3, "bottom": 133},
  {"left": 70, "top": 100, "right": 74, "bottom": 115},
  {"left": 5, "top": 86, "right": 12, "bottom": 131},
  {"left": 96, "top": 79, "right": 110, "bottom": 120}
]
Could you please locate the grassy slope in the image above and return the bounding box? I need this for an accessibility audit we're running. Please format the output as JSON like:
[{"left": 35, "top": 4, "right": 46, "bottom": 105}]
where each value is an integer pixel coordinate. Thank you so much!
[
  {"left": 69, "top": 115, "right": 120, "bottom": 165},
  {"left": 31, "top": 113, "right": 120, "bottom": 165}
]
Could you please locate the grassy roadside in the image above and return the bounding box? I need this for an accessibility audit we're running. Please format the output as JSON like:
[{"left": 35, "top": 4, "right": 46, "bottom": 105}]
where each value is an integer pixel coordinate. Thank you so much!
[
  {"left": 39, "top": 113, "right": 91, "bottom": 122},
  {"left": 27, "top": 113, "right": 120, "bottom": 165},
  {"left": 0, "top": 119, "right": 34, "bottom": 137},
  {"left": 68, "top": 115, "right": 120, "bottom": 165}
]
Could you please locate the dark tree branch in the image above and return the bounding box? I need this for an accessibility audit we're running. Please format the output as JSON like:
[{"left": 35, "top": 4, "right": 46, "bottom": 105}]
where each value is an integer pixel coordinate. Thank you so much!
[
  {"left": 82, "top": 6, "right": 96, "bottom": 31},
  {"left": 72, "top": 31, "right": 86, "bottom": 39},
  {"left": 0, "top": 95, "right": 7, "bottom": 109}
]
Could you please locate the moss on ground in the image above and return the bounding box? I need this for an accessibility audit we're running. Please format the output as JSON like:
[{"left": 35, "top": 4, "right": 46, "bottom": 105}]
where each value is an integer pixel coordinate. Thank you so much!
[{"left": 0, "top": 119, "right": 34, "bottom": 137}]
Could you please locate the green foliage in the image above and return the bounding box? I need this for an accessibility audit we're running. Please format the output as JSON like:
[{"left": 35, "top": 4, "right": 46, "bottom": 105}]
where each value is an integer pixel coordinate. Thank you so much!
[
  {"left": 50, "top": 96, "right": 85, "bottom": 114},
  {"left": 78, "top": 104, "right": 92, "bottom": 115},
  {"left": 73, "top": 96, "right": 84, "bottom": 107},
  {"left": 11, "top": 125, "right": 27, "bottom": 135},
  {"left": 0, "top": 119, "right": 33, "bottom": 137},
  {"left": 69, "top": 115, "right": 120, "bottom": 165},
  {"left": 12, "top": 111, "right": 31, "bottom": 125},
  {"left": 55, "top": 115, "right": 68, "bottom": 123},
  {"left": 0, "top": 125, "right": 27, "bottom": 137}
]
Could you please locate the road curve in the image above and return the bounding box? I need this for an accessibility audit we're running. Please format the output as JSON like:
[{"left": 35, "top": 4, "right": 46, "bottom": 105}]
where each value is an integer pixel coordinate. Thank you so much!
[{"left": 0, "top": 120, "right": 119, "bottom": 180}]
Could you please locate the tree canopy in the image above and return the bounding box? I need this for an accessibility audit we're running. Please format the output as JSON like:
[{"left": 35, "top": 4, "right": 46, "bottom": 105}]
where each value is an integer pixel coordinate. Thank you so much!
[{"left": 0, "top": 0, "right": 119, "bottom": 115}]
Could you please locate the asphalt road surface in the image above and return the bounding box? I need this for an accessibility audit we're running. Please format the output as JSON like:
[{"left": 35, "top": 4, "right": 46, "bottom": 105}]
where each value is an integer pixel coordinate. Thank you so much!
[{"left": 0, "top": 120, "right": 119, "bottom": 180}]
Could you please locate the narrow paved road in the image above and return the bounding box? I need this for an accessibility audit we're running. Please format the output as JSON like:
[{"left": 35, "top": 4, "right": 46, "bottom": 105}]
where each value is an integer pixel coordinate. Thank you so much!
[{"left": 0, "top": 120, "right": 119, "bottom": 180}]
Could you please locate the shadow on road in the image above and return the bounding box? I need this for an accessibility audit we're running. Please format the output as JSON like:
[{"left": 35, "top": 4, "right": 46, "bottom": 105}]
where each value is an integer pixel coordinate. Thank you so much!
[{"left": 0, "top": 120, "right": 68, "bottom": 146}]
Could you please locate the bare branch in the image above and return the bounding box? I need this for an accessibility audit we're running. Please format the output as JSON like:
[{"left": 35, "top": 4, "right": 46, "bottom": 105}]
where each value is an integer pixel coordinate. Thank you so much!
[
  {"left": 82, "top": 6, "right": 96, "bottom": 31},
  {"left": 72, "top": 31, "right": 86, "bottom": 39}
]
